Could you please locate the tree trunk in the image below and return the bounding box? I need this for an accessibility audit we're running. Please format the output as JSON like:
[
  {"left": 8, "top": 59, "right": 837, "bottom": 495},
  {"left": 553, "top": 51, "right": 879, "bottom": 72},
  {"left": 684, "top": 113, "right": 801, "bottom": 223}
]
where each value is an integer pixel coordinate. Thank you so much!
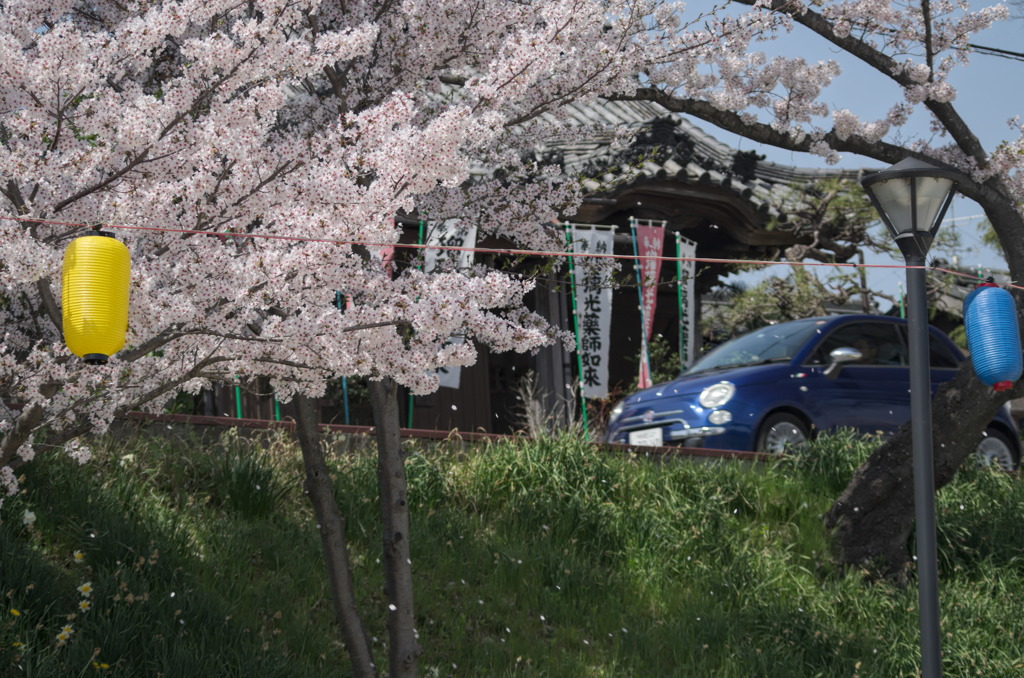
[
  {"left": 368, "top": 377, "right": 422, "bottom": 677},
  {"left": 824, "top": 366, "right": 1018, "bottom": 582},
  {"left": 2, "top": 382, "right": 69, "bottom": 470},
  {"left": 294, "top": 394, "right": 377, "bottom": 678},
  {"left": 0, "top": 403, "right": 45, "bottom": 468}
]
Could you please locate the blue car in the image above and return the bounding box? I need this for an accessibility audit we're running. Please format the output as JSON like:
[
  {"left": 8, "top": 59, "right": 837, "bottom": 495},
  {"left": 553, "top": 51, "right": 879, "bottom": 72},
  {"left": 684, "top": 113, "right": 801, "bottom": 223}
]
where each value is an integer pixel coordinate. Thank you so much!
[{"left": 605, "top": 314, "right": 1021, "bottom": 469}]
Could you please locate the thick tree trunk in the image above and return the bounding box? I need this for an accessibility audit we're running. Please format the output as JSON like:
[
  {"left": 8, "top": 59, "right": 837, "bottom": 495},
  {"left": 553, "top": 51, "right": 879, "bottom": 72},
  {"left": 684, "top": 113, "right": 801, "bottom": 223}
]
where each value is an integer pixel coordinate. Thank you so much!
[
  {"left": 294, "top": 394, "right": 377, "bottom": 678},
  {"left": 2, "top": 383, "right": 67, "bottom": 470},
  {"left": 824, "top": 366, "right": 1019, "bottom": 582},
  {"left": 0, "top": 403, "right": 45, "bottom": 468},
  {"left": 368, "top": 377, "right": 422, "bottom": 678}
]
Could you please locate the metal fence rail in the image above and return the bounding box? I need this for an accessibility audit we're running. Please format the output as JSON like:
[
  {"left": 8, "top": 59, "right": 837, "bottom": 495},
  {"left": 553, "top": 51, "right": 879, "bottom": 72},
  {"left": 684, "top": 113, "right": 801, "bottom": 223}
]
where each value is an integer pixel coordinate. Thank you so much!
[{"left": 123, "top": 411, "right": 771, "bottom": 462}]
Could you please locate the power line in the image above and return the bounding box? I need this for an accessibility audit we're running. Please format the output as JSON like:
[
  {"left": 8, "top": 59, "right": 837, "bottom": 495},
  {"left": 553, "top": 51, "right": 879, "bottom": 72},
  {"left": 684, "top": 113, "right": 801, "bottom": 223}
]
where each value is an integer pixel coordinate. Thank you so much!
[
  {"left": 968, "top": 43, "right": 1024, "bottom": 63},
  {"left": 1, "top": 214, "right": 1018, "bottom": 289}
]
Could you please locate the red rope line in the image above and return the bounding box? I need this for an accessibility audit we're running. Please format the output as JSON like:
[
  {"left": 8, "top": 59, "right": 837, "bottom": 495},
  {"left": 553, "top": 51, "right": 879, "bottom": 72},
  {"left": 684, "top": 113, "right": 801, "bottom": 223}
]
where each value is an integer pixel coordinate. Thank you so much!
[{"left": 2, "top": 214, "right": 1018, "bottom": 290}]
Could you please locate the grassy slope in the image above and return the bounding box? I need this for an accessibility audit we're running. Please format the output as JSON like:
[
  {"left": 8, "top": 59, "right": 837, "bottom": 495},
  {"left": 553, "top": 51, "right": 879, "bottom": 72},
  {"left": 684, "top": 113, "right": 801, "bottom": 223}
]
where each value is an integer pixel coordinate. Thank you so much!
[{"left": 1, "top": 427, "right": 1023, "bottom": 677}]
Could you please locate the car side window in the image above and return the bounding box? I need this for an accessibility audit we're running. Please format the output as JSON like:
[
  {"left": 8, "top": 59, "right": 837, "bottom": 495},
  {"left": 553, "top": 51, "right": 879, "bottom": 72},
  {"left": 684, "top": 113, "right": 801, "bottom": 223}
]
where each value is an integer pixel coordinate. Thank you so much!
[
  {"left": 927, "top": 333, "right": 961, "bottom": 368},
  {"left": 892, "top": 327, "right": 963, "bottom": 368},
  {"left": 809, "top": 323, "right": 907, "bottom": 366}
]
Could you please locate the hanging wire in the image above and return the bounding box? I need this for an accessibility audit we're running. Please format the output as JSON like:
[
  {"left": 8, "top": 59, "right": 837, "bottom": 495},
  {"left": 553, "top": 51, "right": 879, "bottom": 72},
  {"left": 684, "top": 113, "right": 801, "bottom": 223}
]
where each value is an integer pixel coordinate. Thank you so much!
[{"left": 3, "top": 215, "right": 1008, "bottom": 289}]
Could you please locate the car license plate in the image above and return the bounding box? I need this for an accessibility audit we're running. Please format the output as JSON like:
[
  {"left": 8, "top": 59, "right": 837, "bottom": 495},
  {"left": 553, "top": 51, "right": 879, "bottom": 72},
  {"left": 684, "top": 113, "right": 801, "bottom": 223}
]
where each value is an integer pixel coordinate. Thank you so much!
[{"left": 628, "top": 427, "right": 663, "bottom": 447}]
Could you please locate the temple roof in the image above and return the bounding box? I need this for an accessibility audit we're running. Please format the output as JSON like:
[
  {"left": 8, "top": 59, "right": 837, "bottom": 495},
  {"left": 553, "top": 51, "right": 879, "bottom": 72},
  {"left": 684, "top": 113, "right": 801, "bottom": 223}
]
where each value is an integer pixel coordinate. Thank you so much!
[
  {"left": 520, "top": 99, "right": 875, "bottom": 291},
  {"left": 540, "top": 98, "right": 866, "bottom": 224}
]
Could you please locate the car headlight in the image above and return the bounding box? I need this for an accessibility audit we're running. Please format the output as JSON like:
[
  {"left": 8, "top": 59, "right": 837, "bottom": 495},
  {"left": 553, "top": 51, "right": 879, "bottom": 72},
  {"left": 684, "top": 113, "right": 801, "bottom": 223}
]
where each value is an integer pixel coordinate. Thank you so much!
[
  {"left": 607, "top": 401, "right": 625, "bottom": 428},
  {"left": 699, "top": 381, "right": 735, "bottom": 408}
]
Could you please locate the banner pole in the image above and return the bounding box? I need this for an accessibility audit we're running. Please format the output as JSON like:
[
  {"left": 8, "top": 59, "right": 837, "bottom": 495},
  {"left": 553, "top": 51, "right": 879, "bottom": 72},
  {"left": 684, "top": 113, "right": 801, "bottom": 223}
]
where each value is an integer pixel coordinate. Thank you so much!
[
  {"left": 676, "top": 234, "right": 686, "bottom": 374},
  {"left": 334, "top": 291, "right": 351, "bottom": 425},
  {"left": 564, "top": 223, "right": 590, "bottom": 437},
  {"left": 407, "top": 219, "right": 425, "bottom": 429},
  {"left": 342, "top": 378, "right": 351, "bottom": 424}
]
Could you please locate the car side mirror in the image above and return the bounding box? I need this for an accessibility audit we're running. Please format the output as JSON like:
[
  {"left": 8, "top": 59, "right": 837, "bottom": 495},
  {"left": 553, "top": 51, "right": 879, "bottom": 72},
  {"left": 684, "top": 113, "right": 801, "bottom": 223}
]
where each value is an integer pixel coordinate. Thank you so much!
[{"left": 824, "top": 346, "right": 863, "bottom": 379}]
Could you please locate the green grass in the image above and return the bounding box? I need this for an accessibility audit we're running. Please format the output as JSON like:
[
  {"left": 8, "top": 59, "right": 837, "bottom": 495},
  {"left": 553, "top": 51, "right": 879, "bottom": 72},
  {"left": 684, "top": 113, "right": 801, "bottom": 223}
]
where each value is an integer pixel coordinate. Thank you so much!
[{"left": 2, "top": 426, "right": 1023, "bottom": 676}]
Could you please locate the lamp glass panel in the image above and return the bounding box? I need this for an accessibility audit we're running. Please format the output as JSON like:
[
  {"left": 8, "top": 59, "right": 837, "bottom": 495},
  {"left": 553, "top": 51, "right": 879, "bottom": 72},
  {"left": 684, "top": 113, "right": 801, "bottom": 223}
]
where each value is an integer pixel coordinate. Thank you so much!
[
  {"left": 911, "top": 176, "right": 956, "bottom": 232},
  {"left": 869, "top": 175, "right": 954, "bottom": 234}
]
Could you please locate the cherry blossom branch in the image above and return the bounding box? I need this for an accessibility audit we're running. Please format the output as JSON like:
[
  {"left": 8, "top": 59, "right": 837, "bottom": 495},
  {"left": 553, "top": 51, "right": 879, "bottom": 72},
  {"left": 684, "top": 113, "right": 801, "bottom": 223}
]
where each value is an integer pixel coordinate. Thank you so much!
[
  {"left": 35, "top": 278, "right": 62, "bottom": 334},
  {"left": 1, "top": 181, "right": 29, "bottom": 216},
  {"left": 609, "top": 88, "right": 909, "bottom": 164},
  {"left": 612, "top": 84, "right": 1022, "bottom": 240},
  {"left": 921, "top": 0, "right": 935, "bottom": 80},
  {"left": 156, "top": 49, "right": 261, "bottom": 141},
  {"left": 341, "top": 320, "right": 408, "bottom": 332},
  {"left": 731, "top": 0, "right": 988, "bottom": 166},
  {"left": 49, "top": 149, "right": 151, "bottom": 214},
  {"left": 117, "top": 330, "right": 191, "bottom": 363},
  {"left": 123, "top": 357, "right": 234, "bottom": 406}
]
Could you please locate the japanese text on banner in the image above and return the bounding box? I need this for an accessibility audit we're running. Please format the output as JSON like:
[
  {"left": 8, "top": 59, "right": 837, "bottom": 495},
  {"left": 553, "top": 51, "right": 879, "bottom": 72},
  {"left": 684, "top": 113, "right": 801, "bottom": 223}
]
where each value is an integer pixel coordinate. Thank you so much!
[
  {"left": 571, "top": 226, "right": 615, "bottom": 399},
  {"left": 636, "top": 223, "right": 665, "bottom": 341},
  {"left": 677, "top": 235, "right": 697, "bottom": 368}
]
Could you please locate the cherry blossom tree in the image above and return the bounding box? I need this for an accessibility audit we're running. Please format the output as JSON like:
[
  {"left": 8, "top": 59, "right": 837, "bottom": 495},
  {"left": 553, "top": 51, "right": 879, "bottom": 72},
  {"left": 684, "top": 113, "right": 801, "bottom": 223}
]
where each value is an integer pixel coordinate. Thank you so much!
[
  {"left": 7, "top": 1, "right": 1018, "bottom": 672},
  {"left": 616, "top": 0, "right": 1024, "bottom": 580},
  {"left": 0, "top": 0, "right": 700, "bottom": 674}
]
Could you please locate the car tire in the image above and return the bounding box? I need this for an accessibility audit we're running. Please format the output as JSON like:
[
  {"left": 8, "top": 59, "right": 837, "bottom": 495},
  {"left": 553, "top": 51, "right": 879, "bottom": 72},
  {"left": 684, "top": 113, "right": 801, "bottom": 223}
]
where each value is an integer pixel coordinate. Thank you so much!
[
  {"left": 974, "top": 427, "right": 1019, "bottom": 472},
  {"left": 756, "top": 413, "right": 810, "bottom": 454}
]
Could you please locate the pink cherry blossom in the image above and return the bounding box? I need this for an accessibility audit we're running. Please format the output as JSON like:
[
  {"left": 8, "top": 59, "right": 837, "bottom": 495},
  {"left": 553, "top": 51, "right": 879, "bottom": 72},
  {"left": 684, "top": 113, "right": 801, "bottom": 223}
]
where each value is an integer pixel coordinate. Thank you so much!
[{"left": 0, "top": 0, "right": 696, "bottom": 491}]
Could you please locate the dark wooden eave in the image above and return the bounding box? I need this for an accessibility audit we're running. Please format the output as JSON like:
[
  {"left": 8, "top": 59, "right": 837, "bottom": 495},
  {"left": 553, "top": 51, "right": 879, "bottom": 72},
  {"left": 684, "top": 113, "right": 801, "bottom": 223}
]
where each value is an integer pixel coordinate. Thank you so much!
[{"left": 533, "top": 100, "right": 870, "bottom": 287}]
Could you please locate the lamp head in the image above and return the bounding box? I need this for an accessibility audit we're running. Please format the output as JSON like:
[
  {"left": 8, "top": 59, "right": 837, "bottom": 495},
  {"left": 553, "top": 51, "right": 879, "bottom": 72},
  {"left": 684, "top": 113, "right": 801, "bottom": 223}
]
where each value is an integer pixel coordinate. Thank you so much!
[{"left": 861, "top": 157, "right": 962, "bottom": 261}]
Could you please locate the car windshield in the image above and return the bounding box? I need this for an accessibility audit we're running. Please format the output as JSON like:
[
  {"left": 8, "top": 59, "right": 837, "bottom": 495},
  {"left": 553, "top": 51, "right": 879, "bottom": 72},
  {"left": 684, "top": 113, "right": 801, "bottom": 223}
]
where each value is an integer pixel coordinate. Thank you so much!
[{"left": 687, "top": 318, "right": 823, "bottom": 375}]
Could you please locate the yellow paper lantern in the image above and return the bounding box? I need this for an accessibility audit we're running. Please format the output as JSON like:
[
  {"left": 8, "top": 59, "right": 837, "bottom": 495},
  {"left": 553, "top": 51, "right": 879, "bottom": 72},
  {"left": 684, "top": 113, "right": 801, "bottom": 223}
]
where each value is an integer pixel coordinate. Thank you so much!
[{"left": 61, "top": 230, "right": 131, "bottom": 365}]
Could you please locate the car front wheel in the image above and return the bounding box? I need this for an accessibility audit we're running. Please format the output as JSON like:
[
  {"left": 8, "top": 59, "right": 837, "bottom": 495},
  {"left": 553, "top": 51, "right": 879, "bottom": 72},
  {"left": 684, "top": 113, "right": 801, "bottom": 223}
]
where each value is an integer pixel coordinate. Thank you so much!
[
  {"left": 756, "top": 413, "right": 810, "bottom": 454},
  {"left": 974, "top": 427, "right": 1019, "bottom": 472}
]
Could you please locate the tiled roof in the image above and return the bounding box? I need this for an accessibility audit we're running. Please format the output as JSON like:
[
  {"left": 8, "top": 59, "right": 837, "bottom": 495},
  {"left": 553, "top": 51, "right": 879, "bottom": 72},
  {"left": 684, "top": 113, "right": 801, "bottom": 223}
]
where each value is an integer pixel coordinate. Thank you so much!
[{"left": 537, "top": 98, "right": 869, "bottom": 221}]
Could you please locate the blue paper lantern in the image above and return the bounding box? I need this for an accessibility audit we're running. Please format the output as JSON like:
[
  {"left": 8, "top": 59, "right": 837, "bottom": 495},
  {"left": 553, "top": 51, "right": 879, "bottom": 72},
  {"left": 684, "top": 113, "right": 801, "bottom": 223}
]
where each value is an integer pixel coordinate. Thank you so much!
[{"left": 963, "top": 281, "right": 1022, "bottom": 391}]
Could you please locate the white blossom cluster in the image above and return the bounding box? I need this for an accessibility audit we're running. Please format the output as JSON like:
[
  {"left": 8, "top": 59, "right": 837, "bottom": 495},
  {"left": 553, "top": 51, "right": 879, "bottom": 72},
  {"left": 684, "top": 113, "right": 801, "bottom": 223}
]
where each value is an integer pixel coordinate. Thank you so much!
[
  {"left": 0, "top": 0, "right": 693, "bottom": 485},
  {"left": 649, "top": 0, "right": 1010, "bottom": 166}
]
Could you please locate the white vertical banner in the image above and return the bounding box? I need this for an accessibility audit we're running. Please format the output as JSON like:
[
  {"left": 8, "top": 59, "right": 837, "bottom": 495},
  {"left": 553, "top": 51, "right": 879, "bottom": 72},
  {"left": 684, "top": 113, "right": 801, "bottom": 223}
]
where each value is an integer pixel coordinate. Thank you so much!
[
  {"left": 571, "top": 224, "right": 615, "bottom": 399},
  {"left": 424, "top": 218, "right": 477, "bottom": 274},
  {"left": 425, "top": 219, "right": 478, "bottom": 389},
  {"left": 676, "top": 234, "right": 698, "bottom": 368}
]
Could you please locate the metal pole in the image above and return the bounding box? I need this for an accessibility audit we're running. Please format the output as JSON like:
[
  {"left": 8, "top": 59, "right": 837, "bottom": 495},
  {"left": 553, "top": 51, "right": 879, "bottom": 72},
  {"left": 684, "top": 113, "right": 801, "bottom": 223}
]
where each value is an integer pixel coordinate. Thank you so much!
[
  {"left": 564, "top": 223, "right": 590, "bottom": 436},
  {"left": 407, "top": 220, "right": 425, "bottom": 429},
  {"left": 675, "top": 235, "right": 686, "bottom": 373},
  {"left": 904, "top": 254, "right": 943, "bottom": 678},
  {"left": 335, "top": 292, "right": 352, "bottom": 426}
]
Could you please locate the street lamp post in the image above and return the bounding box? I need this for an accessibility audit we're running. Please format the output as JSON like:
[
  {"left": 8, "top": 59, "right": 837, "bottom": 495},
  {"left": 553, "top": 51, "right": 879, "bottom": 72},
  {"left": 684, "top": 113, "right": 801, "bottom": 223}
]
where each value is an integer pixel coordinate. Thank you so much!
[{"left": 861, "top": 157, "right": 964, "bottom": 678}]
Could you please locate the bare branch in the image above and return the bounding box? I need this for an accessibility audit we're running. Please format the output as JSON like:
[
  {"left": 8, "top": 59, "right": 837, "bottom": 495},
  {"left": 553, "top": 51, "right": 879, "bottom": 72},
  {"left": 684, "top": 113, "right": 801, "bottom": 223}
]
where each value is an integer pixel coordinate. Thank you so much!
[
  {"left": 116, "top": 355, "right": 235, "bottom": 415},
  {"left": 342, "top": 320, "right": 406, "bottom": 332},
  {"left": 117, "top": 328, "right": 189, "bottom": 363},
  {"left": 35, "top": 277, "right": 63, "bottom": 334}
]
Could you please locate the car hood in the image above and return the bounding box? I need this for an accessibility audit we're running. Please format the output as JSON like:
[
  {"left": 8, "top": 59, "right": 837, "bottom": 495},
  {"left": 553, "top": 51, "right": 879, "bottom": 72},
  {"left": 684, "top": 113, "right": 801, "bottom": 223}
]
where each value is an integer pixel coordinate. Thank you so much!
[{"left": 621, "top": 363, "right": 794, "bottom": 405}]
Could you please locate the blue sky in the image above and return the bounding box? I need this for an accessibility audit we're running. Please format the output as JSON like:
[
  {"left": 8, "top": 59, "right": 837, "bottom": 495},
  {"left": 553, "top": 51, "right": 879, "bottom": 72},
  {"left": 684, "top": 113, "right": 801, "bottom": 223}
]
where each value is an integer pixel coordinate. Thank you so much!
[{"left": 701, "top": 5, "right": 1024, "bottom": 300}]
